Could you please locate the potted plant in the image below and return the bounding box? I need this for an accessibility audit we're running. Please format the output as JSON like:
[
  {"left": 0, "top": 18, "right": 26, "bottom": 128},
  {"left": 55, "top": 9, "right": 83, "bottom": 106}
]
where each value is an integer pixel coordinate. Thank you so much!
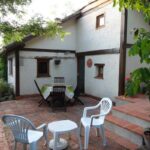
[{"left": 143, "top": 128, "right": 150, "bottom": 149}]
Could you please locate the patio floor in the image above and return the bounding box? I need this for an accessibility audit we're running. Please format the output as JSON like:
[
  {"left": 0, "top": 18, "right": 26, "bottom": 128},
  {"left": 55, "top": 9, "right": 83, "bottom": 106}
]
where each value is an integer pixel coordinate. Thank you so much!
[{"left": 0, "top": 96, "right": 127, "bottom": 150}]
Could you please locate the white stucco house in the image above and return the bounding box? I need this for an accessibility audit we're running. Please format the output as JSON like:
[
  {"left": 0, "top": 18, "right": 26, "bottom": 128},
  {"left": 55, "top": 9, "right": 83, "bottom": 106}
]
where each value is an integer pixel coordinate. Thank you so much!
[{"left": 3, "top": 0, "right": 149, "bottom": 99}]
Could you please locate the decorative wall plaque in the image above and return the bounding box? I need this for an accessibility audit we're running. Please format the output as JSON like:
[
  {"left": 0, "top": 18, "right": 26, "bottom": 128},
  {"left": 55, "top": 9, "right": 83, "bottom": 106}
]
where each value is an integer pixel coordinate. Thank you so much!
[{"left": 87, "top": 58, "right": 93, "bottom": 68}]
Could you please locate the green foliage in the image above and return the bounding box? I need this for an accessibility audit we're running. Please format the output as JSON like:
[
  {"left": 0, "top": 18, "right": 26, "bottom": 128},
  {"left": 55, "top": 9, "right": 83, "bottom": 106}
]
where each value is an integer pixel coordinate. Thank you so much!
[
  {"left": 0, "top": 56, "right": 6, "bottom": 79},
  {"left": 129, "top": 28, "right": 150, "bottom": 64},
  {"left": 126, "top": 28, "right": 150, "bottom": 99},
  {"left": 113, "top": 0, "right": 150, "bottom": 21},
  {"left": 132, "top": 68, "right": 150, "bottom": 83},
  {"left": 0, "top": 0, "right": 31, "bottom": 16},
  {"left": 125, "top": 80, "right": 139, "bottom": 97},
  {"left": 0, "top": 79, "right": 9, "bottom": 93},
  {"left": 0, "top": 0, "right": 68, "bottom": 45},
  {"left": 0, "top": 79, "right": 14, "bottom": 101},
  {"left": 125, "top": 68, "right": 150, "bottom": 99},
  {"left": 0, "top": 17, "right": 68, "bottom": 45}
]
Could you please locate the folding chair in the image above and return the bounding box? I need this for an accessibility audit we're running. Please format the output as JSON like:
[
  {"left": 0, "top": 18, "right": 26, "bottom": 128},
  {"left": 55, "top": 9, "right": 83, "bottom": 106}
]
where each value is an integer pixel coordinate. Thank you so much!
[{"left": 34, "top": 80, "right": 51, "bottom": 107}]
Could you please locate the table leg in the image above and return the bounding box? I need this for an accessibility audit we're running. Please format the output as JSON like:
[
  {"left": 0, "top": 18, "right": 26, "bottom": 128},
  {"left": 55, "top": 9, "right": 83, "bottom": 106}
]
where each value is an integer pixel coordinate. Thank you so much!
[
  {"left": 75, "top": 128, "right": 82, "bottom": 150},
  {"left": 53, "top": 133, "right": 59, "bottom": 150},
  {"left": 68, "top": 132, "right": 71, "bottom": 140},
  {"left": 49, "top": 133, "right": 68, "bottom": 150}
]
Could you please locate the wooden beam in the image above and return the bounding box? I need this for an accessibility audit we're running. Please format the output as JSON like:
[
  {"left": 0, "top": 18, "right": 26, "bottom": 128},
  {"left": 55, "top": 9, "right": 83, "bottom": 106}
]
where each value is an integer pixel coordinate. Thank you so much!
[
  {"left": 118, "top": 9, "right": 128, "bottom": 95},
  {"left": 21, "top": 48, "right": 76, "bottom": 54},
  {"left": 15, "top": 50, "right": 20, "bottom": 96},
  {"left": 76, "top": 48, "right": 119, "bottom": 57}
]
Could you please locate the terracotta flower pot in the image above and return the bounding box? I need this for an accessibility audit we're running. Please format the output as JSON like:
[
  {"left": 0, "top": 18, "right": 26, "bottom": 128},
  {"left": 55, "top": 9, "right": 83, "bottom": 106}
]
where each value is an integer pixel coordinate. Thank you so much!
[{"left": 144, "top": 130, "right": 150, "bottom": 149}]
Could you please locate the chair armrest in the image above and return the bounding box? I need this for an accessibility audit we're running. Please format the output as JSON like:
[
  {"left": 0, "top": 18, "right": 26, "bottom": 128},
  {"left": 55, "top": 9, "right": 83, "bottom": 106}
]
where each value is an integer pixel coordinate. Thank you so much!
[
  {"left": 36, "top": 123, "right": 47, "bottom": 130},
  {"left": 37, "top": 123, "right": 49, "bottom": 147},
  {"left": 90, "top": 114, "right": 105, "bottom": 126},
  {"left": 83, "top": 104, "right": 100, "bottom": 117}
]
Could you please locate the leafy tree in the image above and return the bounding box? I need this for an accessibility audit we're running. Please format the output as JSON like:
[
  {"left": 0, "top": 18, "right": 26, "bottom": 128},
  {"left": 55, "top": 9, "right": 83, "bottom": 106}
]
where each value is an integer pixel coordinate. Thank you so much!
[
  {"left": 0, "top": 0, "right": 31, "bottom": 16},
  {"left": 114, "top": 0, "right": 150, "bottom": 99},
  {"left": 129, "top": 28, "right": 150, "bottom": 64},
  {"left": 113, "top": 0, "right": 150, "bottom": 21},
  {"left": 0, "top": 17, "right": 67, "bottom": 45},
  {"left": 0, "top": 0, "right": 67, "bottom": 79},
  {"left": 0, "top": 0, "right": 67, "bottom": 45}
]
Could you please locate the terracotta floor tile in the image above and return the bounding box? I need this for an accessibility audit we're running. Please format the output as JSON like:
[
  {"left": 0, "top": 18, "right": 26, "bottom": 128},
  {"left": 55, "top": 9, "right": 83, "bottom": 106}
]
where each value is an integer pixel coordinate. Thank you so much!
[{"left": 0, "top": 96, "right": 126, "bottom": 150}]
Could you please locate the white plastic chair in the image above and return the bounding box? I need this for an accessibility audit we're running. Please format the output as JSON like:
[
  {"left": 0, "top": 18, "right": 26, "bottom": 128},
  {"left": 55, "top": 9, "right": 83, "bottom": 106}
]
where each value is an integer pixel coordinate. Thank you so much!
[
  {"left": 2, "top": 114, "right": 48, "bottom": 150},
  {"left": 80, "top": 97, "right": 112, "bottom": 149}
]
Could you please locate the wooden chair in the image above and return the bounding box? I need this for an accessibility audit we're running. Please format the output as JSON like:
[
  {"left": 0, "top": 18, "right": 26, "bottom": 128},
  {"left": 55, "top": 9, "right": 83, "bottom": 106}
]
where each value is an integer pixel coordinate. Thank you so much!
[
  {"left": 51, "top": 86, "right": 66, "bottom": 112},
  {"left": 34, "top": 80, "right": 51, "bottom": 107},
  {"left": 54, "top": 77, "right": 65, "bottom": 84},
  {"left": 74, "top": 86, "right": 84, "bottom": 105}
]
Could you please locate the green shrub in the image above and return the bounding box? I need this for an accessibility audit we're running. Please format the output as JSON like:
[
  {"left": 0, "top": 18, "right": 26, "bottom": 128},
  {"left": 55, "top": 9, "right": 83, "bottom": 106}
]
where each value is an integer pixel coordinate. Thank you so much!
[
  {"left": 0, "top": 79, "right": 14, "bottom": 101},
  {"left": 125, "top": 68, "right": 150, "bottom": 100},
  {"left": 0, "top": 56, "right": 7, "bottom": 80}
]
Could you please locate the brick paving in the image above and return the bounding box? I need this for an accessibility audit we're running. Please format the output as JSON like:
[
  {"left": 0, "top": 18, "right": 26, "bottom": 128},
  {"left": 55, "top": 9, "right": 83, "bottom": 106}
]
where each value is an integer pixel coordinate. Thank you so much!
[{"left": 0, "top": 96, "right": 127, "bottom": 150}]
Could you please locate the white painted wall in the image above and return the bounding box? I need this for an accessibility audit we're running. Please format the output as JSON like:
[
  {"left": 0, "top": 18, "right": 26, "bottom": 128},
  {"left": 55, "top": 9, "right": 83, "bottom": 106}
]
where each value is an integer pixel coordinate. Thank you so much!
[
  {"left": 19, "top": 2, "right": 121, "bottom": 97},
  {"left": 127, "top": 10, "right": 150, "bottom": 44},
  {"left": 25, "top": 20, "right": 77, "bottom": 50},
  {"left": 19, "top": 51, "right": 77, "bottom": 95},
  {"left": 126, "top": 10, "right": 150, "bottom": 77},
  {"left": 7, "top": 52, "right": 16, "bottom": 92},
  {"left": 85, "top": 54, "right": 119, "bottom": 99},
  {"left": 76, "top": 2, "right": 121, "bottom": 52}
]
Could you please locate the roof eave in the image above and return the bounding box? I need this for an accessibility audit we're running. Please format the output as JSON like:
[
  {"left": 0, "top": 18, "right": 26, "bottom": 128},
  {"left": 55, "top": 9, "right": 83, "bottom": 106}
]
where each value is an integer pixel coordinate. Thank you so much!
[
  {"left": 61, "top": 11, "right": 82, "bottom": 23},
  {"left": 2, "top": 35, "right": 35, "bottom": 55}
]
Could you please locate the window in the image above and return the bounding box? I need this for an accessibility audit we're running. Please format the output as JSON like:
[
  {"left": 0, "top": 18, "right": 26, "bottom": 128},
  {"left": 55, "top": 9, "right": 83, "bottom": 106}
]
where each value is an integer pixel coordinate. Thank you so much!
[
  {"left": 8, "top": 58, "right": 13, "bottom": 76},
  {"left": 96, "top": 14, "right": 105, "bottom": 29},
  {"left": 95, "top": 64, "right": 105, "bottom": 79},
  {"left": 37, "top": 58, "right": 50, "bottom": 77}
]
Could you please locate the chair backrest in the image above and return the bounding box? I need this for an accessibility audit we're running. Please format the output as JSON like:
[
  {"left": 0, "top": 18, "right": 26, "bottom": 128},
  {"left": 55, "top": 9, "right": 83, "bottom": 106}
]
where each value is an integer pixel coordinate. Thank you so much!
[
  {"left": 51, "top": 86, "right": 66, "bottom": 110},
  {"left": 54, "top": 77, "right": 65, "bottom": 84},
  {"left": 34, "top": 80, "right": 44, "bottom": 98},
  {"left": 2, "top": 114, "right": 36, "bottom": 144},
  {"left": 98, "top": 98, "right": 112, "bottom": 123},
  {"left": 52, "top": 86, "right": 66, "bottom": 97},
  {"left": 100, "top": 98, "right": 112, "bottom": 115}
]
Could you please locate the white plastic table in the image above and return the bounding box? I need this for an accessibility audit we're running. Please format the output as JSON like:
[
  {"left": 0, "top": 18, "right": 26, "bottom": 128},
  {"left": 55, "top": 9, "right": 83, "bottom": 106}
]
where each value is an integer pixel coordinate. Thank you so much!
[{"left": 48, "top": 120, "right": 82, "bottom": 150}]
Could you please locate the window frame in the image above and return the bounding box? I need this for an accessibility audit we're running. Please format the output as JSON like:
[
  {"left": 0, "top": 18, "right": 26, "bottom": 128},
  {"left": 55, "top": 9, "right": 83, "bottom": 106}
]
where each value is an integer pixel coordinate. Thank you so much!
[
  {"left": 96, "top": 13, "right": 105, "bottom": 29},
  {"left": 36, "top": 58, "right": 50, "bottom": 78},
  {"left": 94, "top": 63, "right": 105, "bottom": 79},
  {"left": 8, "top": 58, "right": 13, "bottom": 76}
]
